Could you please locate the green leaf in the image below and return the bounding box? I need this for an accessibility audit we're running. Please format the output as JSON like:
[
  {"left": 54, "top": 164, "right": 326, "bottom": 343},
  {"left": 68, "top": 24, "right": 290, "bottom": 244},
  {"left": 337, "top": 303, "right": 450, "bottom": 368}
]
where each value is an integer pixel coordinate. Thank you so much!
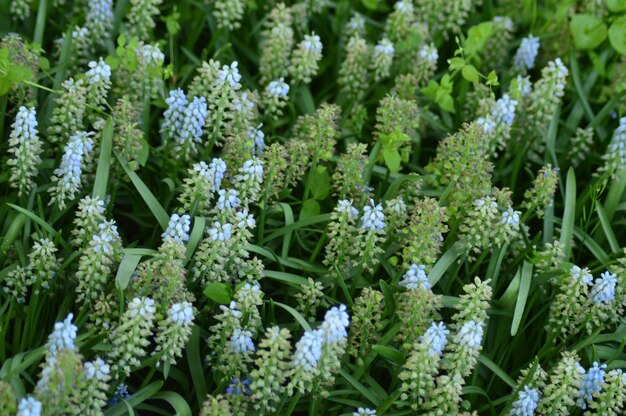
[
  {"left": 6, "top": 64, "right": 32, "bottom": 83},
  {"left": 152, "top": 391, "right": 192, "bottom": 416},
  {"left": 185, "top": 217, "right": 205, "bottom": 262},
  {"left": 560, "top": 168, "right": 576, "bottom": 259},
  {"left": 115, "top": 254, "right": 142, "bottom": 291},
  {"left": 437, "top": 93, "right": 455, "bottom": 113},
  {"left": 477, "top": 355, "right": 516, "bottom": 388},
  {"left": 465, "top": 22, "right": 493, "bottom": 56},
  {"left": 92, "top": 118, "right": 113, "bottom": 200},
  {"left": 186, "top": 326, "right": 207, "bottom": 406},
  {"left": 609, "top": 16, "right": 626, "bottom": 54},
  {"left": 607, "top": 0, "right": 626, "bottom": 12},
  {"left": 339, "top": 369, "right": 383, "bottom": 407},
  {"left": 311, "top": 166, "right": 331, "bottom": 200},
  {"left": 428, "top": 246, "right": 462, "bottom": 286},
  {"left": 511, "top": 262, "right": 533, "bottom": 336},
  {"left": 203, "top": 283, "right": 233, "bottom": 304},
  {"left": 372, "top": 345, "right": 404, "bottom": 364},
  {"left": 596, "top": 203, "right": 620, "bottom": 252},
  {"left": 263, "top": 270, "right": 309, "bottom": 286},
  {"left": 461, "top": 64, "right": 479, "bottom": 83},
  {"left": 7, "top": 203, "right": 59, "bottom": 238},
  {"left": 486, "top": 70, "right": 499, "bottom": 87},
  {"left": 273, "top": 301, "right": 312, "bottom": 331},
  {"left": 300, "top": 199, "right": 320, "bottom": 220},
  {"left": 38, "top": 57, "right": 50, "bottom": 70},
  {"left": 116, "top": 151, "right": 170, "bottom": 230},
  {"left": 361, "top": 0, "right": 379, "bottom": 10},
  {"left": 379, "top": 280, "right": 395, "bottom": 317},
  {"left": 382, "top": 148, "right": 402, "bottom": 173},
  {"left": 448, "top": 57, "right": 465, "bottom": 70},
  {"left": 570, "top": 14, "right": 607, "bottom": 50},
  {"left": 421, "top": 80, "right": 439, "bottom": 98}
]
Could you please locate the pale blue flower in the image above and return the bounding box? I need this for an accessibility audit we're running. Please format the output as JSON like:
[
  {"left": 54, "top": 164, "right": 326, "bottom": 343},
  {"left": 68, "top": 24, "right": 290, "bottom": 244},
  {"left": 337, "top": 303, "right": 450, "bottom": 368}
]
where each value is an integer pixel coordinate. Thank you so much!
[
  {"left": 321, "top": 304, "right": 350, "bottom": 343},
  {"left": 360, "top": 199, "right": 385, "bottom": 231},
  {"left": 513, "top": 34, "right": 540, "bottom": 72},
  {"left": 421, "top": 322, "right": 449, "bottom": 357},
  {"left": 169, "top": 301, "right": 194, "bottom": 325},
  {"left": 48, "top": 313, "right": 77, "bottom": 355},
  {"left": 293, "top": 329, "right": 324, "bottom": 370},
  {"left": 511, "top": 385, "right": 540, "bottom": 416},
  {"left": 590, "top": 271, "right": 617, "bottom": 303},
  {"left": 577, "top": 362, "right": 606, "bottom": 409},
  {"left": 17, "top": 397, "right": 42, "bottom": 416},
  {"left": 455, "top": 320, "right": 483, "bottom": 350},
  {"left": 229, "top": 328, "right": 255, "bottom": 353},
  {"left": 162, "top": 213, "right": 191, "bottom": 244},
  {"left": 399, "top": 264, "right": 430, "bottom": 290}
]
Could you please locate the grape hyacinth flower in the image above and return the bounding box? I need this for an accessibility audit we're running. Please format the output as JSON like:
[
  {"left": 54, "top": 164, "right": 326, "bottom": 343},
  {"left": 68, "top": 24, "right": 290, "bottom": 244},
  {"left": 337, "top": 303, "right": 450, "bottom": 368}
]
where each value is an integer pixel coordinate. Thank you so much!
[
  {"left": 84, "top": 358, "right": 110, "bottom": 380},
  {"left": 235, "top": 209, "right": 256, "bottom": 229},
  {"left": 267, "top": 77, "right": 290, "bottom": 95},
  {"left": 420, "top": 43, "right": 439, "bottom": 64},
  {"left": 209, "top": 158, "right": 228, "bottom": 191},
  {"left": 571, "top": 265, "right": 593, "bottom": 285},
  {"left": 360, "top": 199, "right": 385, "bottom": 231},
  {"left": 217, "top": 189, "right": 240, "bottom": 210},
  {"left": 48, "top": 313, "right": 77, "bottom": 355},
  {"left": 49, "top": 131, "right": 94, "bottom": 209},
  {"left": 501, "top": 208, "right": 520, "bottom": 227},
  {"left": 603, "top": 116, "right": 626, "bottom": 177},
  {"left": 337, "top": 199, "right": 359, "bottom": 220},
  {"left": 372, "top": 37, "right": 394, "bottom": 81},
  {"left": 177, "top": 96, "right": 208, "bottom": 159},
  {"left": 161, "top": 88, "right": 188, "bottom": 139},
  {"left": 513, "top": 34, "right": 540, "bottom": 73},
  {"left": 577, "top": 362, "right": 606, "bottom": 409},
  {"left": 421, "top": 322, "right": 449, "bottom": 357},
  {"left": 229, "top": 328, "right": 255, "bottom": 353},
  {"left": 353, "top": 408, "right": 376, "bottom": 416},
  {"left": 247, "top": 124, "right": 265, "bottom": 155},
  {"left": 109, "top": 383, "right": 131, "bottom": 406},
  {"left": 292, "top": 329, "right": 324, "bottom": 370},
  {"left": 217, "top": 61, "right": 242, "bottom": 89},
  {"left": 208, "top": 221, "right": 232, "bottom": 242},
  {"left": 455, "top": 320, "right": 483, "bottom": 350},
  {"left": 170, "top": 302, "right": 194, "bottom": 325},
  {"left": 321, "top": 304, "right": 350, "bottom": 343},
  {"left": 510, "top": 385, "right": 540, "bottom": 416},
  {"left": 227, "top": 378, "right": 251, "bottom": 395},
  {"left": 7, "top": 106, "right": 42, "bottom": 196},
  {"left": 590, "top": 271, "right": 617, "bottom": 304},
  {"left": 399, "top": 264, "right": 431, "bottom": 290},
  {"left": 85, "top": 0, "right": 113, "bottom": 47},
  {"left": 16, "top": 397, "right": 42, "bottom": 416},
  {"left": 290, "top": 33, "right": 323, "bottom": 83},
  {"left": 264, "top": 77, "right": 290, "bottom": 116},
  {"left": 85, "top": 58, "right": 112, "bottom": 109},
  {"left": 162, "top": 213, "right": 191, "bottom": 244}
]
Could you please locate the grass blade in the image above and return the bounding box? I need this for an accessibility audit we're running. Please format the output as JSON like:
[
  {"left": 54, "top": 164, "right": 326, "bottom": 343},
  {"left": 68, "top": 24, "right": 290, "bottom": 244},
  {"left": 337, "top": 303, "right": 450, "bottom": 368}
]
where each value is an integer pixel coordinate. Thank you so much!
[
  {"left": 116, "top": 151, "right": 169, "bottom": 230},
  {"left": 273, "top": 301, "right": 312, "bottom": 331},
  {"left": 115, "top": 253, "right": 142, "bottom": 291},
  {"left": 428, "top": 246, "right": 462, "bottom": 286},
  {"left": 596, "top": 203, "right": 619, "bottom": 253},
  {"left": 92, "top": 117, "right": 114, "bottom": 201},
  {"left": 151, "top": 391, "right": 192, "bottom": 416},
  {"left": 511, "top": 261, "right": 533, "bottom": 336},
  {"left": 560, "top": 168, "right": 576, "bottom": 259}
]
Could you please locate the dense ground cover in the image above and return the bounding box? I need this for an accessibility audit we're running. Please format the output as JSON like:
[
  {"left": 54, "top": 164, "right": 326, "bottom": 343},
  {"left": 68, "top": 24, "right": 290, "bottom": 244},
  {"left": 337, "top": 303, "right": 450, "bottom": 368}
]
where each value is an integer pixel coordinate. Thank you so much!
[{"left": 2, "top": 0, "right": 626, "bottom": 415}]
